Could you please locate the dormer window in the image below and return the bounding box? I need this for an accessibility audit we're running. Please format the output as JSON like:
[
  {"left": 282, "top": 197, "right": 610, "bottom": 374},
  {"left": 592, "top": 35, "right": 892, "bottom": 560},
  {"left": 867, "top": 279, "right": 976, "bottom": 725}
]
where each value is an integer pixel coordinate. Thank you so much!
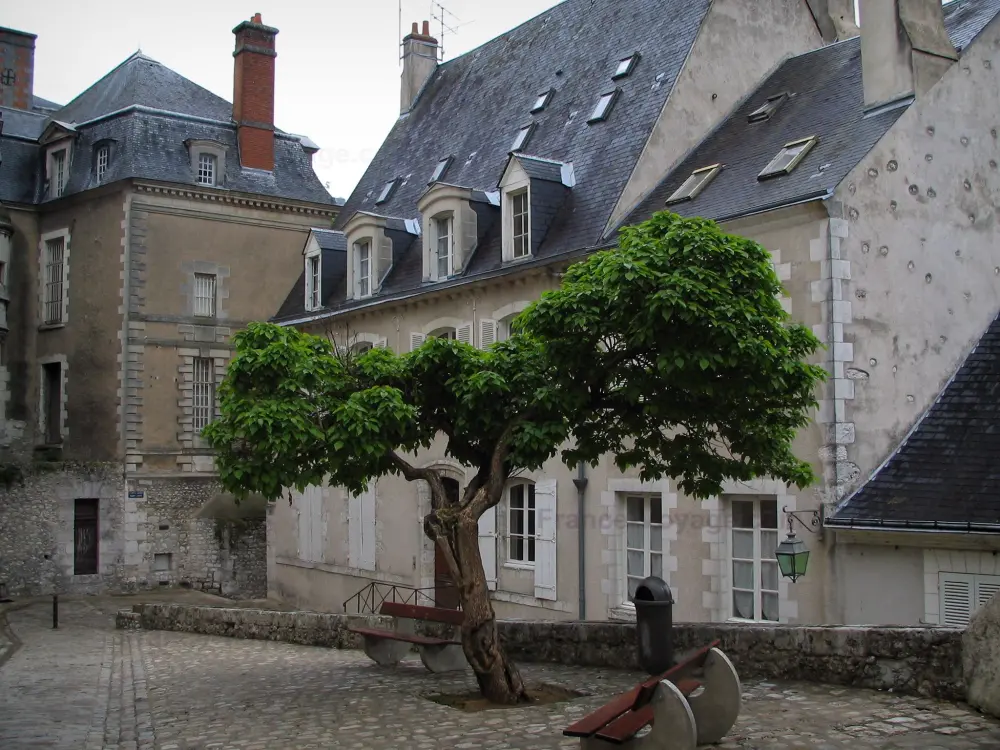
[
  {"left": 376, "top": 179, "right": 399, "bottom": 205},
  {"left": 435, "top": 215, "right": 454, "bottom": 278},
  {"left": 186, "top": 140, "right": 227, "bottom": 188},
  {"left": 429, "top": 157, "right": 453, "bottom": 184},
  {"left": 197, "top": 153, "right": 217, "bottom": 186},
  {"left": 588, "top": 89, "right": 620, "bottom": 124},
  {"left": 748, "top": 93, "right": 789, "bottom": 123},
  {"left": 95, "top": 145, "right": 110, "bottom": 183},
  {"left": 355, "top": 239, "right": 373, "bottom": 298},
  {"left": 758, "top": 136, "right": 818, "bottom": 180},
  {"left": 666, "top": 164, "right": 722, "bottom": 205},
  {"left": 511, "top": 124, "right": 535, "bottom": 153},
  {"left": 613, "top": 54, "right": 639, "bottom": 79},
  {"left": 531, "top": 89, "right": 553, "bottom": 113},
  {"left": 305, "top": 254, "right": 321, "bottom": 310},
  {"left": 511, "top": 191, "right": 530, "bottom": 259},
  {"left": 51, "top": 149, "right": 67, "bottom": 197}
]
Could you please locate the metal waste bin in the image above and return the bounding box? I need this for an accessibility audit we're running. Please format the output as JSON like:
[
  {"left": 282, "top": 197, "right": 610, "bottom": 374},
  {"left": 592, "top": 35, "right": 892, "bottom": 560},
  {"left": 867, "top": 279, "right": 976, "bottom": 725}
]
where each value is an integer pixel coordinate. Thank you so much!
[{"left": 634, "top": 576, "right": 674, "bottom": 675}]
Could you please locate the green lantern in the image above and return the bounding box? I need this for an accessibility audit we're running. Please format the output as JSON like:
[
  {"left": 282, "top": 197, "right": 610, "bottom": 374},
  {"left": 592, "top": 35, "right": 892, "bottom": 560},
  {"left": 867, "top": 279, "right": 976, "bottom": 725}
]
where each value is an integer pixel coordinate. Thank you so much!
[{"left": 775, "top": 531, "right": 810, "bottom": 582}]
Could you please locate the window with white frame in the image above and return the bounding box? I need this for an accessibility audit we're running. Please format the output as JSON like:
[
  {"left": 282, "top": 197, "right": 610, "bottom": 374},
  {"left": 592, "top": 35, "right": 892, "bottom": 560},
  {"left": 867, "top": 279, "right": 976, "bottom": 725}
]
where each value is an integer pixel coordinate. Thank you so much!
[
  {"left": 197, "top": 153, "right": 217, "bottom": 186},
  {"left": 51, "top": 149, "right": 67, "bottom": 197},
  {"left": 44, "top": 237, "right": 66, "bottom": 324},
  {"left": 507, "top": 482, "right": 536, "bottom": 564},
  {"left": 729, "top": 497, "right": 780, "bottom": 621},
  {"left": 624, "top": 494, "right": 663, "bottom": 601},
  {"left": 306, "top": 255, "right": 321, "bottom": 310},
  {"left": 96, "top": 145, "right": 110, "bottom": 183},
  {"left": 193, "top": 273, "right": 217, "bottom": 317},
  {"left": 192, "top": 357, "right": 214, "bottom": 431},
  {"left": 435, "top": 215, "right": 453, "bottom": 278},
  {"left": 355, "top": 239, "right": 372, "bottom": 297},
  {"left": 511, "top": 190, "right": 529, "bottom": 259}
]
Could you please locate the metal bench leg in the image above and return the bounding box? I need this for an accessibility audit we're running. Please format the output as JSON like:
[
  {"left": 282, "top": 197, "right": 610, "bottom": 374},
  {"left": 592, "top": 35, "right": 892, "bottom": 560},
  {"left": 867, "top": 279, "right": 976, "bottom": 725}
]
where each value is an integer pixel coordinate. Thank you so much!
[
  {"left": 686, "top": 647, "right": 742, "bottom": 745},
  {"left": 418, "top": 643, "right": 467, "bottom": 673},
  {"left": 362, "top": 635, "right": 412, "bottom": 667}
]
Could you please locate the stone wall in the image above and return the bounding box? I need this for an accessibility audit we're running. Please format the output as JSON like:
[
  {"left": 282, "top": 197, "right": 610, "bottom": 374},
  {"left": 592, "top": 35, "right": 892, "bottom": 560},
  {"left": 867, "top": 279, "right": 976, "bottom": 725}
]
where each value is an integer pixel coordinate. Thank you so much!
[{"left": 129, "top": 603, "right": 965, "bottom": 701}]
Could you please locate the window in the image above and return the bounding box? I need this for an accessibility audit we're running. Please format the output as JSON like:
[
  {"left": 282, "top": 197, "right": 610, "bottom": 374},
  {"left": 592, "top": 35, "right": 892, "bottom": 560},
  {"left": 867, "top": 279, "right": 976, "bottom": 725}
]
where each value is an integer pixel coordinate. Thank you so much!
[
  {"left": 939, "top": 572, "right": 1000, "bottom": 627},
  {"left": 624, "top": 495, "right": 663, "bottom": 601},
  {"left": 351, "top": 341, "right": 374, "bottom": 354},
  {"left": 355, "top": 240, "right": 372, "bottom": 297},
  {"left": 511, "top": 124, "right": 535, "bottom": 153},
  {"left": 375, "top": 179, "right": 398, "bottom": 205},
  {"left": 758, "top": 136, "right": 818, "bottom": 180},
  {"left": 196, "top": 152, "right": 217, "bottom": 186},
  {"left": 73, "top": 499, "right": 99, "bottom": 575},
  {"left": 429, "top": 157, "right": 452, "bottom": 184},
  {"left": 41, "top": 362, "right": 62, "bottom": 444},
  {"left": 435, "top": 215, "right": 453, "bottom": 278},
  {"left": 96, "top": 145, "right": 110, "bottom": 182},
  {"left": 531, "top": 89, "right": 553, "bottom": 113},
  {"left": 511, "top": 191, "right": 529, "bottom": 258},
  {"left": 193, "top": 273, "right": 217, "bottom": 317},
  {"left": 44, "top": 237, "right": 65, "bottom": 324},
  {"left": 588, "top": 89, "right": 620, "bottom": 123},
  {"left": 613, "top": 54, "right": 640, "bottom": 79},
  {"left": 192, "top": 357, "right": 214, "bottom": 432},
  {"left": 730, "top": 497, "right": 779, "bottom": 621},
  {"left": 665, "top": 164, "right": 723, "bottom": 205},
  {"left": 748, "top": 92, "right": 788, "bottom": 123},
  {"left": 508, "top": 482, "right": 536, "bottom": 564},
  {"left": 51, "top": 149, "right": 67, "bottom": 197},
  {"left": 306, "top": 255, "right": 321, "bottom": 310},
  {"left": 429, "top": 327, "right": 457, "bottom": 341}
]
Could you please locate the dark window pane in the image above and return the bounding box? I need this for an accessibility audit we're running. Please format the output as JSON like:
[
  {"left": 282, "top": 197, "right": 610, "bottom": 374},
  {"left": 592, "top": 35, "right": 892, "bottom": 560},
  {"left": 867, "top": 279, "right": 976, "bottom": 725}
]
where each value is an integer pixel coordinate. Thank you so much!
[
  {"left": 650, "top": 497, "right": 662, "bottom": 524},
  {"left": 760, "top": 499, "right": 779, "bottom": 529},
  {"left": 732, "top": 500, "right": 754, "bottom": 529},
  {"left": 528, "top": 537, "right": 535, "bottom": 563}
]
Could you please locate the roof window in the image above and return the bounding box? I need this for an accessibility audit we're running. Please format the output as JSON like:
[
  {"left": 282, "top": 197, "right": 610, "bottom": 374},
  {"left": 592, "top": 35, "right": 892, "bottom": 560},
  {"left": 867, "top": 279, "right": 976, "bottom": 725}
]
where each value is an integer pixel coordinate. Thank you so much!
[
  {"left": 376, "top": 178, "right": 399, "bottom": 204},
  {"left": 748, "top": 93, "right": 789, "bottom": 123},
  {"left": 665, "top": 164, "right": 722, "bottom": 205},
  {"left": 613, "top": 54, "right": 640, "bottom": 80},
  {"left": 588, "top": 89, "right": 620, "bottom": 124},
  {"left": 758, "top": 136, "right": 818, "bottom": 180},
  {"left": 511, "top": 123, "right": 536, "bottom": 153},
  {"left": 429, "top": 156, "right": 453, "bottom": 184},
  {"left": 531, "top": 89, "right": 554, "bottom": 113}
]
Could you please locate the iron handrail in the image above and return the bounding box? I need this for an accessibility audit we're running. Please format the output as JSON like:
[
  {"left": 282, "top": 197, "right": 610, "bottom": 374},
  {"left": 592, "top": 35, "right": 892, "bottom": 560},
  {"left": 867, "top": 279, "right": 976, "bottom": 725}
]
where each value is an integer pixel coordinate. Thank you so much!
[{"left": 342, "top": 580, "right": 457, "bottom": 614}]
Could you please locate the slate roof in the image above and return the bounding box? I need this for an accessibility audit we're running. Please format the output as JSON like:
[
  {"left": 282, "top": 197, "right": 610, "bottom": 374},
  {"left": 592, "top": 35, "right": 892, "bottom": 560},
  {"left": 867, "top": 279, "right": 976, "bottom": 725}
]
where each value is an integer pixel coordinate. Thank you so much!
[
  {"left": 0, "top": 52, "right": 336, "bottom": 207},
  {"left": 275, "top": 0, "right": 713, "bottom": 320},
  {"left": 827, "top": 311, "right": 1000, "bottom": 531},
  {"left": 624, "top": 0, "right": 1000, "bottom": 227}
]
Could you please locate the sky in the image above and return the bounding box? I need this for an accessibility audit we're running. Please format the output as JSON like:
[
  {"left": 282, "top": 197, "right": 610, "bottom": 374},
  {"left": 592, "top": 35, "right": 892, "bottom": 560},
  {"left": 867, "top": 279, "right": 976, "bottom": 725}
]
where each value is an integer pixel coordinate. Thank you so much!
[{"left": 4, "top": 0, "right": 562, "bottom": 201}]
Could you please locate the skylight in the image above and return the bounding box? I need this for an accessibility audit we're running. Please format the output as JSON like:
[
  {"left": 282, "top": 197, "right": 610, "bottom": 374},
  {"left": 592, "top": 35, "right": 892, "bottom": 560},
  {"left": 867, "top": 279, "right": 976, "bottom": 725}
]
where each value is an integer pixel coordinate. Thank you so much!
[
  {"left": 429, "top": 156, "right": 453, "bottom": 184},
  {"left": 531, "top": 89, "right": 553, "bottom": 113},
  {"left": 665, "top": 164, "right": 723, "bottom": 205},
  {"left": 376, "top": 178, "right": 398, "bottom": 204},
  {"left": 511, "top": 124, "right": 535, "bottom": 152},
  {"left": 748, "top": 93, "right": 789, "bottom": 123},
  {"left": 588, "top": 89, "right": 620, "bottom": 124},
  {"left": 613, "top": 53, "right": 640, "bottom": 79},
  {"left": 758, "top": 136, "right": 818, "bottom": 180}
]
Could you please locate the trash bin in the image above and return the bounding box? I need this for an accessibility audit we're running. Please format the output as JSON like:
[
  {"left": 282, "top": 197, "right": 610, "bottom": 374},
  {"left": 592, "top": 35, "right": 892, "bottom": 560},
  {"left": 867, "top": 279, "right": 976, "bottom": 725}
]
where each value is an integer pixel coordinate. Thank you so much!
[{"left": 633, "top": 575, "right": 674, "bottom": 675}]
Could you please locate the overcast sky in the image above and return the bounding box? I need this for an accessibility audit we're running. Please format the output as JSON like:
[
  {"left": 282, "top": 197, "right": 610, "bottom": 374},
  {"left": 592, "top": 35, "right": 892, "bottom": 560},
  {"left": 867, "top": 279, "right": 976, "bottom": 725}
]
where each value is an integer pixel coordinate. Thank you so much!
[{"left": 5, "top": 0, "right": 562, "bottom": 201}]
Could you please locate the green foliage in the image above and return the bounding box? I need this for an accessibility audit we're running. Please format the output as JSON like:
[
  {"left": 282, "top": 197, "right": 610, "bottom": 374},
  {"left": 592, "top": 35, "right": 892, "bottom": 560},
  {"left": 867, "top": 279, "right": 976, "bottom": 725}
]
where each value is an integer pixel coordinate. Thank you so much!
[{"left": 206, "top": 211, "right": 825, "bottom": 506}]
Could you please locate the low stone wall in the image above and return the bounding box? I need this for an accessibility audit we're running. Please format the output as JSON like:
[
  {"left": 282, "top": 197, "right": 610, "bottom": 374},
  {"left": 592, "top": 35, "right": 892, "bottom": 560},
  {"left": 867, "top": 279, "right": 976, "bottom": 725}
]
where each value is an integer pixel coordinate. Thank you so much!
[{"left": 128, "top": 604, "right": 965, "bottom": 701}]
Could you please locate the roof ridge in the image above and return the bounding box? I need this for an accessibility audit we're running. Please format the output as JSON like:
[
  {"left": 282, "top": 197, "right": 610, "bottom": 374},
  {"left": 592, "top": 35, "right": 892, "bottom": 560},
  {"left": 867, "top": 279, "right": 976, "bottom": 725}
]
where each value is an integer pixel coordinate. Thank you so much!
[{"left": 43, "top": 50, "right": 154, "bottom": 121}]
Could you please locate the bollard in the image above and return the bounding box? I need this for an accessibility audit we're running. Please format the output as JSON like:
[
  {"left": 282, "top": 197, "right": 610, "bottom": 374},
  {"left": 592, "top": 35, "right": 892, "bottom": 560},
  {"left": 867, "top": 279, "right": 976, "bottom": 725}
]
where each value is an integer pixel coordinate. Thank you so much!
[{"left": 52, "top": 593, "right": 58, "bottom": 629}]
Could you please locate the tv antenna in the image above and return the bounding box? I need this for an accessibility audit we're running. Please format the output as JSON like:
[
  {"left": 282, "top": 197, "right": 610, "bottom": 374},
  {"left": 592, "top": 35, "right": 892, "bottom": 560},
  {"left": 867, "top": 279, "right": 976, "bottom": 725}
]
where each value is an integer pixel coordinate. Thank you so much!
[{"left": 430, "top": 1, "right": 472, "bottom": 61}]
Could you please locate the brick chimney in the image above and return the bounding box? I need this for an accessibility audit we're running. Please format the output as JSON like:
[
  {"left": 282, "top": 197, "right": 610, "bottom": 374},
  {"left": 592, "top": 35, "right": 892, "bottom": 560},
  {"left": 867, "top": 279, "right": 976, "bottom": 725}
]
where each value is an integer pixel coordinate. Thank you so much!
[
  {"left": 859, "top": 0, "right": 957, "bottom": 110},
  {"left": 232, "top": 13, "right": 278, "bottom": 171},
  {"left": 401, "top": 20, "right": 438, "bottom": 115},
  {"left": 0, "top": 26, "right": 36, "bottom": 111}
]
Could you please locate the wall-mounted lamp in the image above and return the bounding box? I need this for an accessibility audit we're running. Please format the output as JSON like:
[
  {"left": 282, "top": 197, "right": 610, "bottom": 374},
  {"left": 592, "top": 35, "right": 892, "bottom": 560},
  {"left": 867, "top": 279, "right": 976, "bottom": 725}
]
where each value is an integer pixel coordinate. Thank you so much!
[{"left": 775, "top": 505, "right": 824, "bottom": 583}]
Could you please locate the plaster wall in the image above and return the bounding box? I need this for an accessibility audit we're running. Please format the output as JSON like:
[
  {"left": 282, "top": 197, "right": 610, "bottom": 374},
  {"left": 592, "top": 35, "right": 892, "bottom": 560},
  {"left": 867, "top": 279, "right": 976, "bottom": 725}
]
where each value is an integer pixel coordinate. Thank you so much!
[{"left": 835, "top": 542, "right": 926, "bottom": 625}]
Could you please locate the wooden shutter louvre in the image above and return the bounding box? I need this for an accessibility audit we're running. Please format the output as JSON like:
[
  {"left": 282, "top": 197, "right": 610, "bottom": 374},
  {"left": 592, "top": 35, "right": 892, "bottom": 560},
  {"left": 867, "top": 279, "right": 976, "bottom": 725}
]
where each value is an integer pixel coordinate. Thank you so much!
[
  {"left": 456, "top": 322, "right": 473, "bottom": 345},
  {"left": 534, "top": 478, "right": 558, "bottom": 601},
  {"left": 939, "top": 572, "right": 975, "bottom": 627},
  {"left": 479, "top": 319, "right": 498, "bottom": 349},
  {"left": 348, "top": 490, "right": 362, "bottom": 568},
  {"left": 975, "top": 574, "right": 1000, "bottom": 612},
  {"left": 410, "top": 332, "right": 426, "bottom": 351}
]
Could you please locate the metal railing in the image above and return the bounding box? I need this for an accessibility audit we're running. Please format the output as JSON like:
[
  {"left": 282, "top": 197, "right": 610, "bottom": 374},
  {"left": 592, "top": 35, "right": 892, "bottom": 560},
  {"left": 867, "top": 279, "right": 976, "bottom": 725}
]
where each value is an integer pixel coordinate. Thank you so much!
[{"left": 342, "top": 581, "right": 457, "bottom": 614}]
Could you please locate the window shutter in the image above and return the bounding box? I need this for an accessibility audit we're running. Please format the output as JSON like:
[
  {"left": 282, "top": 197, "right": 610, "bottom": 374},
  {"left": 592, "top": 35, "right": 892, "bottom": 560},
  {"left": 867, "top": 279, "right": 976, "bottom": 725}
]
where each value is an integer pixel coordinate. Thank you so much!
[
  {"left": 293, "top": 489, "right": 307, "bottom": 561},
  {"left": 360, "top": 481, "right": 377, "bottom": 571},
  {"left": 940, "top": 572, "right": 975, "bottom": 627},
  {"left": 348, "top": 490, "right": 362, "bottom": 568},
  {"left": 534, "top": 478, "right": 558, "bottom": 601},
  {"left": 976, "top": 574, "right": 1000, "bottom": 612},
  {"left": 457, "top": 322, "right": 473, "bottom": 345},
  {"left": 479, "top": 319, "right": 498, "bottom": 349},
  {"left": 376, "top": 336, "right": 388, "bottom": 349},
  {"left": 307, "top": 484, "right": 324, "bottom": 563},
  {"left": 410, "top": 332, "right": 426, "bottom": 351},
  {"left": 478, "top": 505, "right": 498, "bottom": 591}
]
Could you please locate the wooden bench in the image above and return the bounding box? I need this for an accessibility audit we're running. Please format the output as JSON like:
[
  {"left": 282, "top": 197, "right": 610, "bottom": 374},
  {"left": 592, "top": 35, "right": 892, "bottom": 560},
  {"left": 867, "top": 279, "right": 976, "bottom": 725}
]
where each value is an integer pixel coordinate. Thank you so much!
[
  {"left": 563, "top": 639, "right": 741, "bottom": 749},
  {"left": 347, "top": 601, "right": 467, "bottom": 673}
]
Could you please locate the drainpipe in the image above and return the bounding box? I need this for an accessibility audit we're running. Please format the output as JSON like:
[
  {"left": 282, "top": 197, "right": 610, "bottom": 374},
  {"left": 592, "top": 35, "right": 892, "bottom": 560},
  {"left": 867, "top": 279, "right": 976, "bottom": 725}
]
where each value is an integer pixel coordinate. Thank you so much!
[{"left": 572, "top": 462, "right": 588, "bottom": 620}]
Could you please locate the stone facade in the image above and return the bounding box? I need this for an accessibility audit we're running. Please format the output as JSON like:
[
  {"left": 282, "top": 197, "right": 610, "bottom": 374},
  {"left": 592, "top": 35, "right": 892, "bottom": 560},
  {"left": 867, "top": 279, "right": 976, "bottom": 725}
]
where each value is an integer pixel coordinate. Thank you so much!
[{"left": 128, "top": 603, "right": 966, "bottom": 701}]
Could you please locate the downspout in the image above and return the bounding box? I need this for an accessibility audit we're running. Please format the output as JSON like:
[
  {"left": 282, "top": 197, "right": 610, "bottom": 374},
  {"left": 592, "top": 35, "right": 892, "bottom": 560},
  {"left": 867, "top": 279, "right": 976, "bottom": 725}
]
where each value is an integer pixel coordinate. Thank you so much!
[{"left": 572, "top": 461, "right": 588, "bottom": 620}]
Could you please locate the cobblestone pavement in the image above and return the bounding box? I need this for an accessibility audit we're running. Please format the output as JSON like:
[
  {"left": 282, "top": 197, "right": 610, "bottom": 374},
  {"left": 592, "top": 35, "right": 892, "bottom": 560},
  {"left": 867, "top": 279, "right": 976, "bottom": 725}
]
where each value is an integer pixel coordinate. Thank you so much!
[{"left": 1, "top": 599, "right": 1000, "bottom": 749}]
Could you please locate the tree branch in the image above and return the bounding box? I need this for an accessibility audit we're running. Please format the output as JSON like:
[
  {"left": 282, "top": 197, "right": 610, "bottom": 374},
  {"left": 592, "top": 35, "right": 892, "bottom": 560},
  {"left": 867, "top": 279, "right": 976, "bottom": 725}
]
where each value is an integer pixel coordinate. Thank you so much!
[
  {"left": 466, "top": 423, "right": 517, "bottom": 518},
  {"left": 389, "top": 450, "right": 450, "bottom": 509}
]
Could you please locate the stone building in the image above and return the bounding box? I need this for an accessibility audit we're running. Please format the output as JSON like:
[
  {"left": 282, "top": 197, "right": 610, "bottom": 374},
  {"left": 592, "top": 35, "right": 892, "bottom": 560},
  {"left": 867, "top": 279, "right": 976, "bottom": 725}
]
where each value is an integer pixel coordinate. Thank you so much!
[{"left": 0, "top": 15, "right": 339, "bottom": 597}]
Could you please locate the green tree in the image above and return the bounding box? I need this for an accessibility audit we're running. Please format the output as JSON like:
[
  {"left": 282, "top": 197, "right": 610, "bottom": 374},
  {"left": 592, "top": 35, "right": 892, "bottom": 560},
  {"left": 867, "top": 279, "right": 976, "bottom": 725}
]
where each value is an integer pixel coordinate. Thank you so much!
[{"left": 204, "top": 211, "right": 825, "bottom": 704}]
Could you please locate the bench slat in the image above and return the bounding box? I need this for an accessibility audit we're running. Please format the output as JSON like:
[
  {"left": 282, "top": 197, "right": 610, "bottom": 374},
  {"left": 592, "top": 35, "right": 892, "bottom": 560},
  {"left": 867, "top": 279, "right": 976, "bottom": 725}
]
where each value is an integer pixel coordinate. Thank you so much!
[
  {"left": 563, "top": 687, "right": 639, "bottom": 738},
  {"left": 347, "top": 626, "right": 458, "bottom": 646},
  {"left": 380, "top": 601, "right": 465, "bottom": 626},
  {"left": 594, "top": 679, "right": 702, "bottom": 744}
]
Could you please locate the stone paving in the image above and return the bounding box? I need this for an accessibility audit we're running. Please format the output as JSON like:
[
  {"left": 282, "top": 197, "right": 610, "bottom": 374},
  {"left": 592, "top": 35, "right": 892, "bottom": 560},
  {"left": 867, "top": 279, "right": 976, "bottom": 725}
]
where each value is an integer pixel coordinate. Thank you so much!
[{"left": 1, "top": 597, "right": 999, "bottom": 749}]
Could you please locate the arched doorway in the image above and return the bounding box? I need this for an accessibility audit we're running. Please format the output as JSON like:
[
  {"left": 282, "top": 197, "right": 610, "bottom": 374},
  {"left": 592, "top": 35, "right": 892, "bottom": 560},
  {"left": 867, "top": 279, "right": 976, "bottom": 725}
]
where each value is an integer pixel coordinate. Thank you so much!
[{"left": 434, "top": 477, "right": 462, "bottom": 609}]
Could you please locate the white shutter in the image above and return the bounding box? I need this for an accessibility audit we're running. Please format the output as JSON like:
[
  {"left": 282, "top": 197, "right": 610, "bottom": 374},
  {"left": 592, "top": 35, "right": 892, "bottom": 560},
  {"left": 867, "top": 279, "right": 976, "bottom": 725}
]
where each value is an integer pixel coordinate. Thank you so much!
[
  {"left": 534, "top": 478, "right": 558, "bottom": 601},
  {"left": 410, "top": 332, "right": 426, "bottom": 351},
  {"left": 293, "top": 489, "right": 307, "bottom": 561},
  {"left": 976, "top": 574, "right": 1000, "bottom": 612},
  {"left": 479, "top": 319, "right": 498, "bottom": 349},
  {"left": 940, "top": 572, "right": 975, "bottom": 627},
  {"left": 307, "top": 485, "right": 324, "bottom": 563},
  {"left": 376, "top": 336, "right": 388, "bottom": 349},
  {"left": 478, "top": 505, "right": 498, "bottom": 591},
  {"left": 360, "top": 481, "right": 377, "bottom": 571},
  {"left": 348, "top": 489, "right": 362, "bottom": 568},
  {"left": 456, "top": 322, "right": 473, "bottom": 345}
]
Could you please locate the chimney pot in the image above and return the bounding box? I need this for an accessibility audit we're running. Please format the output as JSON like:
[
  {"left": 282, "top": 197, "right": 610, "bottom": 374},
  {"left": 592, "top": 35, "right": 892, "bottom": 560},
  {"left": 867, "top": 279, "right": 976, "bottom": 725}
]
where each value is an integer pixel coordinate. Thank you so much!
[
  {"left": 422, "top": 20, "right": 430, "bottom": 36},
  {"left": 411, "top": 22, "right": 419, "bottom": 34},
  {"left": 401, "top": 19, "right": 439, "bottom": 114},
  {"left": 252, "top": 13, "right": 261, "bottom": 23}
]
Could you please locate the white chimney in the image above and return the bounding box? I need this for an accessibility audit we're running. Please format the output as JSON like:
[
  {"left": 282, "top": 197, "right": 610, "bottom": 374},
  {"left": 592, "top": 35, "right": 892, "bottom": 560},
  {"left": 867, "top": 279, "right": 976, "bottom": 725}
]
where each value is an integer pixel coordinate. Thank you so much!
[
  {"left": 400, "top": 21, "right": 439, "bottom": 115},
  {"left": 806, "top": 0, "right": 860, "bottom": 43},
  {"left": 859, "top": 0, "right": 958, "bottom": 110}
]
